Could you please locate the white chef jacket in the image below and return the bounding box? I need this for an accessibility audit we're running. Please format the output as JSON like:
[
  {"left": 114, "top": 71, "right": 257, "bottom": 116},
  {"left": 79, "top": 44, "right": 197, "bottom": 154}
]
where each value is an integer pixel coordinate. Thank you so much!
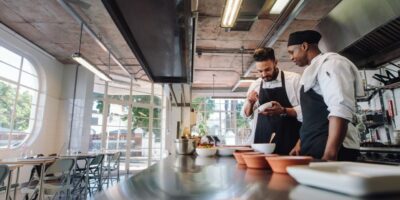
[
  {"left": 301, "top": 53, "right": 362, "bottom": 150},
  {"left": 241, "top": 69, "right": 302, "bottom": 144}
]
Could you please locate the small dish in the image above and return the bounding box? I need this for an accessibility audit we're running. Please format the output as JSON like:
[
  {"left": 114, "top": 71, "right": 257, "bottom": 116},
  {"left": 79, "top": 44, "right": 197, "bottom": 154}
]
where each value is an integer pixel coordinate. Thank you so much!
[
  {"left": 217, "top": 147, "right": 235, "bottom": 156},
  {"left": 233, "top": 152, "right": 263, "bottom": 165},
  {"left": 258, "top": 102, "right": 272, "bottom": 112},
  {"left": 251, "top": 143, "right": 276, "bottom": 154},
  {"left": 265, "top": 156, "right": 313, "bottom": 173},
  {"left": 196, "top": 148, "right": 217, "bottom": 157},
  {"left": 242, "top": 154, "right": 278, "bottom": 169}
]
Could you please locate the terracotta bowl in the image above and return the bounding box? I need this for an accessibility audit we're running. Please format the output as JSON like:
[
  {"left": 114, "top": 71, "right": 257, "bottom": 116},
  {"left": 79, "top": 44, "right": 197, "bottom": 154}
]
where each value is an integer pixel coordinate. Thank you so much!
[
  {"left": 233, "top": 152, "right": 262, "bottom": 165},
  {"left": 235, "top": 148, "right": 254, "bottom": 152},
  {"left": 242, "top": 154, "right": 278, "bottom": 169},
  {"left": 265, "top": 156, "right": 313, "bottom": 173}
]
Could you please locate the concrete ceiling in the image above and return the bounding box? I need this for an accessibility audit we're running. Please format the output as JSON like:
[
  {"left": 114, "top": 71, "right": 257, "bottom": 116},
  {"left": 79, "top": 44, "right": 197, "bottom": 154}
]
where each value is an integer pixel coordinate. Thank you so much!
[
  {"left": 0, "top": 0, "right": 147, "bottom": 80},
  {"left": 0, "top": 0, "right": 341, "bottom": 94},
  {"left": 193, "top": 0, "right": 341, "bottom": 92}
]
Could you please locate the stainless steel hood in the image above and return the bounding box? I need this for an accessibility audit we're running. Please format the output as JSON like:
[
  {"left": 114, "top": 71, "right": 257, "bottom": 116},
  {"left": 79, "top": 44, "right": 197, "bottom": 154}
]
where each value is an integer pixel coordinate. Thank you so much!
[
  {"left": 102, "top": 0, "right": 193, "bottom": 83},
  {"left": 316, "top": 0, "right": 400, "bottom": 69}
]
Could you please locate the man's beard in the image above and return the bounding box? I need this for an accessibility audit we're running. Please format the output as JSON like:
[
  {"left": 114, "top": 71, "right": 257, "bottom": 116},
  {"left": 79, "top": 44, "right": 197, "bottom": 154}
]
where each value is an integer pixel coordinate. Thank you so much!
[{"left": 263, "top": 68, "right": 279, "bottom": 82}]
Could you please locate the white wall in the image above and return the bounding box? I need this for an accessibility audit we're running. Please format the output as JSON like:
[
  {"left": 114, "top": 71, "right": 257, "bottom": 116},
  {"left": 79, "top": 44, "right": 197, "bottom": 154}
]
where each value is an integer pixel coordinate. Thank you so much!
[
  {"left": 55, "top": 65, "right": 94, "bottom": 154},
  {"left": 358, "top": 62, "right": 400, "bottom": 144},
  {"left": 0, "top": 24, "right": 95, "bottom": 182},
  {"left": 0, "top": 24, "right": 66, "bottom": 182},
  {"left": 0, "top": 24, "right": 64, "bottom": 158}
]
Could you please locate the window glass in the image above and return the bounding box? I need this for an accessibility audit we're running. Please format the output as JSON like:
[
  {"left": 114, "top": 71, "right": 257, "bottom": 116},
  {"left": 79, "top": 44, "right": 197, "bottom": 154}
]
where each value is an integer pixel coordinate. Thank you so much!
[{"left": 0, "top": 45, "right": 39, "bottom": 148}]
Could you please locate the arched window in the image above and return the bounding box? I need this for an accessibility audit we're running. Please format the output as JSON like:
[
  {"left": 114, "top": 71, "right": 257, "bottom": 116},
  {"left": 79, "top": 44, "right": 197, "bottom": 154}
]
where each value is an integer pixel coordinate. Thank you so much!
[{"left": 0, "top": 45, "right": 39, "bottom": 148}]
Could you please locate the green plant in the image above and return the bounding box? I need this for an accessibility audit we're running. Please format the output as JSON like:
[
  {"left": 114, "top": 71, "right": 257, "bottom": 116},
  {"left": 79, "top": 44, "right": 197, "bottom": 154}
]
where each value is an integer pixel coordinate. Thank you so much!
[{"left": 197, "top": 121, "right": 208, "bottom": 136}]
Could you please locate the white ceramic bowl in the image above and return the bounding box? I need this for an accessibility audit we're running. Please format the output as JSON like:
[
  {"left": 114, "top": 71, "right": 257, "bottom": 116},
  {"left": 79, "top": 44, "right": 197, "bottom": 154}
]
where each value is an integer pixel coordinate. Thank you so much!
[
  {"left": 251, "top": 143, "right": 276, "bottom": 154},
  {"left": 196, "top": 148, "right": 217, "bottom": 157},
  {"left": 258, "top": 102, "right": 273, "bottom": 112},
  {"left": 217, "top": 147, "right": 235, "bottom": 156}
]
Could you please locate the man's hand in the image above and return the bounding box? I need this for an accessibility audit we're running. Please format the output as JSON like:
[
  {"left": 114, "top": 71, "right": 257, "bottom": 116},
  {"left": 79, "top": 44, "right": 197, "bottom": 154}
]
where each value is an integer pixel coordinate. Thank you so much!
[
  {"left": 289, "top": 140, "right": 301, "bottom": 156},
  {"left": 247, "top": 90, "right": 258, "bottom": 104},
  {"left": 260, "top": 101, "right": 284, "bottom": 116}
]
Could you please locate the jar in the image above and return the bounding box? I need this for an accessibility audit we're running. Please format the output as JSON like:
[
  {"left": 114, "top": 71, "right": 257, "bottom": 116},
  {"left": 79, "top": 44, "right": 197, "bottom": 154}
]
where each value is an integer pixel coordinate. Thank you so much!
[{"left": 393, "top": 130, "right": 400, "bottom": 145}]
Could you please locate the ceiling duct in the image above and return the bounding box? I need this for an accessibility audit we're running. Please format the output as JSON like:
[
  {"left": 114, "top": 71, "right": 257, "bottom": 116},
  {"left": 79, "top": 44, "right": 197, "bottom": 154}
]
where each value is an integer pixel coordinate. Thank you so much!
[
  {"left": 102, "top": 0, "right": 194, "bottom": 83},
  {"left": 230, "top": 0, "right": 266, "bottom": 31},
  {"left": 316, "top": 0, "right": 400, "bottom": 69}
]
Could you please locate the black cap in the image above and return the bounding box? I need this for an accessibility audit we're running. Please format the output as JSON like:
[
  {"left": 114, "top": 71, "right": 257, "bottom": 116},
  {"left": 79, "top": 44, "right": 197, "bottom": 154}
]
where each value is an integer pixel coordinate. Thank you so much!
[{"left": 287, "top": 30, "right": 321, "bottom": 46}]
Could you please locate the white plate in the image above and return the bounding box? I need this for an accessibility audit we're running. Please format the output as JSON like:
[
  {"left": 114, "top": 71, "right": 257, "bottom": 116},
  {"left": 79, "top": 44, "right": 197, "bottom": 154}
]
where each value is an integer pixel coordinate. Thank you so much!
[{"left": 287, "top": 162, "right": 400, "bottom": 196}]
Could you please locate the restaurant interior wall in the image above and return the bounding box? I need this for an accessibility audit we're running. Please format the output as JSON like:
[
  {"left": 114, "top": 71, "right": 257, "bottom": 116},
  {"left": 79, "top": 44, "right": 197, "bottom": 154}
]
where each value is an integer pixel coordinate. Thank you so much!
[
  {"left": 0, "top": 24, "right": 68, "bottom": 182},
  {"left": 55, "top": 65, "right": 94, "bottom": 154},
  {"left": 358, "top": 60, "right": 400, "bottom": 144}
]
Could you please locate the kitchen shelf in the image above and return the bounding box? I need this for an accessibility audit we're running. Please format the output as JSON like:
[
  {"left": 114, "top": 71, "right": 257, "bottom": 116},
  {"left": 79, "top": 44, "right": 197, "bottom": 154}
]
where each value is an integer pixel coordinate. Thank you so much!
[
  {"left": 382, "top": 81, "right": 400, "bottom": 89},
  {"left": 364, "top": 122, "right": 385, "bottom": 129}
]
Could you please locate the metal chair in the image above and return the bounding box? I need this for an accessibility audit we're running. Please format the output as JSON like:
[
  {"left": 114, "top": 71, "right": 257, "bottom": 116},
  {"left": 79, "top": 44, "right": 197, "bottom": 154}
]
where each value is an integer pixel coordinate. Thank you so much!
[
  {"left": 102, "top": 152, "right": 121, "bottom": 188},
  {"left": 87, "top": 154, "right": 104, "bottom": 196},
  {"left": 21, "top": 158, "right": 75, "bottom": 200}
]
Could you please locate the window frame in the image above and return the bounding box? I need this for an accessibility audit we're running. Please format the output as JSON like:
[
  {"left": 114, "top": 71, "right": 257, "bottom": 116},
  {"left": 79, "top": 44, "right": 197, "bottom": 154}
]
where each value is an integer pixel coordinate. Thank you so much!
[{"left": 0, "top": 45, "right": 40, "bottom": 149}]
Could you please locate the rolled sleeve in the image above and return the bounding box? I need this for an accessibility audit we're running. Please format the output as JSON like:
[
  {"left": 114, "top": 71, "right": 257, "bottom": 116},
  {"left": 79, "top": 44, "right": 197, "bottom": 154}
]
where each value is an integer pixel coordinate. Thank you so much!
[
  {"left": 241, "top": 100, "right": 255, "bottom": 120},
  {"left": 293, "top": 105, "right": 303, "bottom": 122},
  {"left": 318, "top": 59, "right": 356, "bottom": 122},
  {"left": 241, "top": 80, "right": 261, "bottom": 120}
]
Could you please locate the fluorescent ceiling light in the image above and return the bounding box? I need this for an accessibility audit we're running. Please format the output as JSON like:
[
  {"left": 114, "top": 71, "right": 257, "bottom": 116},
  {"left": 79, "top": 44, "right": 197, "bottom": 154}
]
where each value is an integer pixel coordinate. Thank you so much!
[
  {"left": 72, "top": 53, "right": 113, "bottom": 82},
  {"left": 221, "top": 0, "right": 243, "bottom": 28},
  {"left": 238, "top": 77, "right": 257, "bottom": 83},
  {"left": 270, "top": 0, "right": 290, "bottom": 14}
]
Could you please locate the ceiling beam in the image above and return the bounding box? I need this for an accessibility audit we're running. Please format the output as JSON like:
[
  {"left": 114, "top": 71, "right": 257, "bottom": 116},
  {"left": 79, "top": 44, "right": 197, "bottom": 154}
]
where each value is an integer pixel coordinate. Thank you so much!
[
  {"left": 243, "top": 0, "right": 310, "bottom": 76},
  {"left": 197, "top": 47, "right": 254, "bottom": 54}
]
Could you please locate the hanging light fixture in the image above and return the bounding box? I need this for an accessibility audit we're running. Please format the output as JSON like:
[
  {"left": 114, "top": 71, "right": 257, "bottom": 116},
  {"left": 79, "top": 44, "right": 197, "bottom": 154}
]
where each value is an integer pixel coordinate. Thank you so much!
[
  {"left": 72, "top": 53, "right": 112, "bottom": 82},
  {"left": 221, "top": 0, "right": 243, "bottom": 28},
  {"left": 238, "top": 46, "right": 257, "bottom": 83},
  {"left": 71, "top": 21, "right": 112, "bottom": 82},
  {"left": 270, "top": 0, "right": 291, "bottom": 14}
]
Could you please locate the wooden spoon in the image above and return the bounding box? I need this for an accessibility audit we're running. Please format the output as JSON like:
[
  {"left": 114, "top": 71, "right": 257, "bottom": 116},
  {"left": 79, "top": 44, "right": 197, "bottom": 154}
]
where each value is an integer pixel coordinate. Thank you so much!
[{"left": 269, "top": 132, "right": 276, "bottom": 143}]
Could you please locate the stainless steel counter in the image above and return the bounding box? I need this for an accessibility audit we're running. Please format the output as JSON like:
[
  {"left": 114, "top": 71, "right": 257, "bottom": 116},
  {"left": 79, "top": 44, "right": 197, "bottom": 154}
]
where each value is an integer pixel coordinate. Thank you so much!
[{"left": 95, "top": 155, "right": 400, "bottom": 200}]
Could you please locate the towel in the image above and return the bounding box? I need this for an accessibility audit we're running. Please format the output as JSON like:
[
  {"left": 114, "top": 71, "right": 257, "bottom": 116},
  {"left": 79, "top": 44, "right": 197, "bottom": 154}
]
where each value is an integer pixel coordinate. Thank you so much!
[{"left": 300, "top": 52, "right": 365, "bottom": 97}]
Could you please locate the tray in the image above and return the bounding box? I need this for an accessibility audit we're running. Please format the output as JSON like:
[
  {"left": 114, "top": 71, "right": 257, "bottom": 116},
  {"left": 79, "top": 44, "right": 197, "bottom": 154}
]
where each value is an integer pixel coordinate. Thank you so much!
[{"left": 287, "top": 162, "right": 400, "bottom": 196}]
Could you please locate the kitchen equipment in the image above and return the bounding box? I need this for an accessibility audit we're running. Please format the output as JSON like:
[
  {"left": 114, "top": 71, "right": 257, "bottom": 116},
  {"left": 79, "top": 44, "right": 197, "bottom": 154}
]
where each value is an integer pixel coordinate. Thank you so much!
[
  {"left": 175, "top": 139, "right": 196, "bottom": 155},
  {"left": 251, "top": 143, "right": 276, "bottom": 154},
  {"left": 242, "top": 154, "right": 278, "bottom": 169},
  {"left": 233, "top": 152, "right": 262, "bottom": 165},
  {"left": 266, "top": 156, "right": 313, "bottom": 173},
  {"left": 287, "top": 162, "right": 400, "bottom": 196},
  {"left": 269, "top": 132, "right": 276, "bottom": 143},
  {"left": 195, "top": 148, "right": 217, "bottom": 157},
  {"left": 258, "top": 102, "right": 272, "bottom": 112},
  {"left": 217, "top": 147, "right": 235, "bottom": 156}
]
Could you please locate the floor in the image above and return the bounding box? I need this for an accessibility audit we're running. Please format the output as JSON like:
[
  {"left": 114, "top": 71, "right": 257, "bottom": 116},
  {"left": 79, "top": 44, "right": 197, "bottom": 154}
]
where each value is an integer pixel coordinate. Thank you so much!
[{"left": 0, "top": 173, "right": 135, "bottom": 200}]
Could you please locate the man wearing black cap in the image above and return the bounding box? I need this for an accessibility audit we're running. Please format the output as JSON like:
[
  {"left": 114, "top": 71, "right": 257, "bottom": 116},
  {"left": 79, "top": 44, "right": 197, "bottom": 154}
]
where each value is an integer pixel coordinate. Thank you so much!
[
  {"left": 287, "top": 30, "right": 364, "bottom": 161},
  {"left": 242, "top": 47, "right": 302, "bottom": 155}
]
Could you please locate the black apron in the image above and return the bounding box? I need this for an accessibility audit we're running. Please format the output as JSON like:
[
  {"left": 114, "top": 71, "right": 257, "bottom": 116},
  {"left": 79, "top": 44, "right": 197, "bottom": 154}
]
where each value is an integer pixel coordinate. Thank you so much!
[
  {"left": 254, "top": 71, "right": 301, "bottom": 155},
  {"left": 299, "top": 86, "right": 359, "bottom": 161}
]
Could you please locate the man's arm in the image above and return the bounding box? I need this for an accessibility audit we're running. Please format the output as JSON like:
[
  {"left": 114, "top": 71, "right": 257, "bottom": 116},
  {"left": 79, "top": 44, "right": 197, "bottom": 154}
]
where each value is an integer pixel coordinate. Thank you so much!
[
  {"left": 322, "top": 116, "right": 348, "bottom": 160},
  {"left": 318, "top": 59, "right": 356, "bottom": 161},
  {"left": 243, "top": 90, "right": 258, "bottom": 117}
]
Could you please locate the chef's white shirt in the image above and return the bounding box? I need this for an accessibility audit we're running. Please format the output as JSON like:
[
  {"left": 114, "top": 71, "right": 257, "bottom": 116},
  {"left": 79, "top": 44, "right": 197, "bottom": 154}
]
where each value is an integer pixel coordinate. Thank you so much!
[
  {"left": 241, "top": 69, "right": 302, "bottom": 144},
  {"left": 306, "top": 53, "right": 360, "bottom": 149}
]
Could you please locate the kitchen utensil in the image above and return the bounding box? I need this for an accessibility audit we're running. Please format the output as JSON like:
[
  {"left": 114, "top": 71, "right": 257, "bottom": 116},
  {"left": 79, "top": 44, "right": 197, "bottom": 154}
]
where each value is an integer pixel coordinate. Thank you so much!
[
  {"left": 175, "top": 139, "right": 196, "bottom": 155},
  {"left": 242, "top": 154, "right": 278, "bottom": 169},
  {"left": 266, "top": 156, "right": 313, "bottom": 173},
  {"left": 217, "top": 147, "right": 235, "bottom": 156},
  {"left": 233, "top": 152, "right": 262, "bottom": 165},
  {"left": 251, "top": 143, "right": 276, "bottom": 154},
  {"left": 269, "top": 132, "right": 276, "bottom": 143},
  {"left": 258, "top": 102, "right": 272, "bottom": 112},
  {"left": 288, "top": 162, "right": 400, "bottom": 196},
  {"left": 196, "top": 147, "right": 217, "bottom": 157}
]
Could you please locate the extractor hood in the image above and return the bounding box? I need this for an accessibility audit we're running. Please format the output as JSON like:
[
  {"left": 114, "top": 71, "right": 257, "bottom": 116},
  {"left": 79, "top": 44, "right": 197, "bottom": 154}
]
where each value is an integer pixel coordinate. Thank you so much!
[
  {"left": 102, "top": 0, "right": 194, "bottom": 83},
  {"left": 316, "top": 0, "right": 400, "bottom": 69}
]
